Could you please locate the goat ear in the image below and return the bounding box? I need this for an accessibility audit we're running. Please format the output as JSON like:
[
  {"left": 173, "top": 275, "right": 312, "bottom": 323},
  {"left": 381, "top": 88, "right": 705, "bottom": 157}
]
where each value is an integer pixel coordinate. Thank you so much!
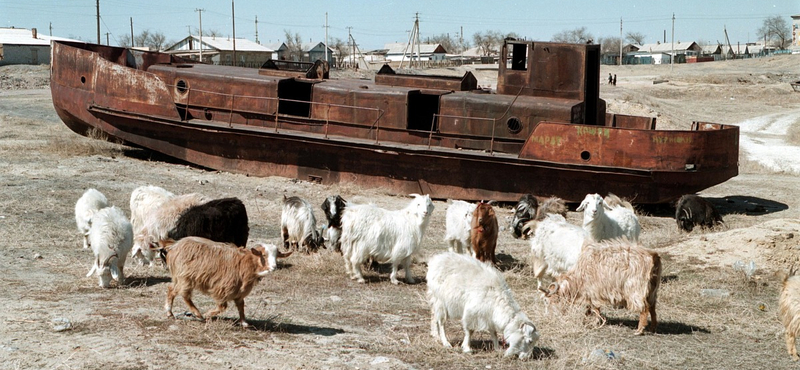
[
  {"left": 250, "top": 247, "right": 263, "bottom": 257},
  {"left": 602, "top": 200, "right": 613, "bottom": 211},
  {"left": 576, "top": 201, "right": 587, "bottom": 212}
]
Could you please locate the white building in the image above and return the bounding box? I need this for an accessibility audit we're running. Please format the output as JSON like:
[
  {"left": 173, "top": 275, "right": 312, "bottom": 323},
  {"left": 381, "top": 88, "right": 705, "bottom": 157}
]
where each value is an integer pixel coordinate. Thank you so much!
[{"left": 0, "top": 27, "right": 81, "bottom": 66}]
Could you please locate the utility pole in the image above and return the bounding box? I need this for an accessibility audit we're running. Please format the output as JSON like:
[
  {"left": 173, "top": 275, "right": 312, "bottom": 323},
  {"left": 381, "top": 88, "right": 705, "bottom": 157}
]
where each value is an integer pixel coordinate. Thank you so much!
[
  {"left": 324, "top": 13, "right": 329, "bottom": 64},
  {"left": 49, "top": 22, "right": 52, "bottom": 37},
  {"left": 130, "top": 17, "right": 134, "bottom": 47},
  {"left": 196, "top": 8, "right": 205, "bottom": 62},
  {"left": 105, "top": 32, "right": 110, "bottom": 45},
  {"left": 671, "top": 12, "right": 675, "bottom": 71},
  {"left": 232, "top": 0, "right": 237, "bottom": 65},
  {"left": 255, "top": 16, "right": 259, "bottom": 44},
  {"left": 347, "top": 26, "right": 353, "bottom": 68},
  {"left": 414, "top": 12, "right": 421, "bottom": 68},
  {"left": 96, "top": 0, "right": 100, "bottom": 44},
  {"left": 619, "top": 18, "right": 623, "bottom": 66}
]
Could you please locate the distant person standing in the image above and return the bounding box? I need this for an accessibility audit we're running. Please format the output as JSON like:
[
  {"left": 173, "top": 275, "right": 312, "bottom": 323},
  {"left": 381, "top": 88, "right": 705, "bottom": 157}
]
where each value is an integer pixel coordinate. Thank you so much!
[
  {"left": 613, "top": 74, "right": 617, "bottom": 86},
  {"left": 608, "top": 73, "right": 613, "bottom": 85}
]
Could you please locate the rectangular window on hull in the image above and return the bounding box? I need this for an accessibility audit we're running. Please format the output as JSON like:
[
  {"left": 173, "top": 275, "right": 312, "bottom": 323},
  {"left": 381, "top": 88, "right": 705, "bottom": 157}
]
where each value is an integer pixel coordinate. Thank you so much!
[
  {"left": 511, "top": 43, "right": 527, "bottom": 71},
  {"left": 407, "top": 91, "right": 439, "bottom": 132},
  {"left": 278, "top": 79, "right": 312, "bottom": 117}
]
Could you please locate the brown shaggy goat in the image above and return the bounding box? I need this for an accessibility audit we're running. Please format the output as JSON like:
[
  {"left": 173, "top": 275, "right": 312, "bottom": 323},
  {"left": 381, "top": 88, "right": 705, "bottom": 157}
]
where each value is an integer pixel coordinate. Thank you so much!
[
  {"left": 164, "top": 237, "right": 289, "bottom": 327},
  {"left": 540, "top": 238, "right": 661, "bottom": 335},
  {"left": 470, "top": 202, "right": 498, "bottom": 264},
  {"left": 780, "top": 266, "right": 800, "bottom": 361}
]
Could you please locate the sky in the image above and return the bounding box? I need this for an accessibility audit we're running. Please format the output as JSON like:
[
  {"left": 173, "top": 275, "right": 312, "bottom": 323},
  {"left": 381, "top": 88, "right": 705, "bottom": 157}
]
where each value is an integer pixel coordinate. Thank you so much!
[{"left": 2, "top": 1, "right": 799, "bottom": 50}]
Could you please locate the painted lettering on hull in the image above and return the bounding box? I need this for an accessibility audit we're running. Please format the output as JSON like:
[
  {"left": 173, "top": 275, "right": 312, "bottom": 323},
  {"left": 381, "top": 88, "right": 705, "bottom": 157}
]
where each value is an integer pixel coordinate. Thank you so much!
[
  {"left": 652, "top": 136, "right": 692, "bottom": 144},
  {"left": 530, "top": 135, "right": 563, "bottom": 147},
  {"left": 576, "top": 126, "right": 610, "bottom": 139}
]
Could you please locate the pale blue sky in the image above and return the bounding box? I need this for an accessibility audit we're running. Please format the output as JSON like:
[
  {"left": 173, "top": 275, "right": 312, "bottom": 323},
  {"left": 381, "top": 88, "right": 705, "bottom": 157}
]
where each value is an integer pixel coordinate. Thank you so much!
[{"left": 2, "top": 1, "right": 798, "bottom": 50}]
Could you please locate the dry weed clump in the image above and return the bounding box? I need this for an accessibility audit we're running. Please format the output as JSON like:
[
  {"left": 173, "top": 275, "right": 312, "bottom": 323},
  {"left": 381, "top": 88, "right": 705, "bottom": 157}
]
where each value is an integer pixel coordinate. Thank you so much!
[{"left": 45, "top": 127, "right": 126, "bottom": 158}]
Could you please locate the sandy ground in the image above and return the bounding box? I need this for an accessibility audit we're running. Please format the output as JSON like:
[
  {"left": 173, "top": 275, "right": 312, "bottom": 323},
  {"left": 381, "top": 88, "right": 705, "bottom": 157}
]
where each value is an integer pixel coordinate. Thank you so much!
[{"left": 1, "top": 55, "right": 800, "bottom": 369}]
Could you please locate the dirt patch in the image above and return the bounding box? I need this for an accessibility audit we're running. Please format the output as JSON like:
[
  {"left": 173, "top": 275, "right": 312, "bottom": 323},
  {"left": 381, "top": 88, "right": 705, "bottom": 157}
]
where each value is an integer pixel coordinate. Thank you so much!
[{"left": 2, "top": 56, "right": 800, "bottom": 369}]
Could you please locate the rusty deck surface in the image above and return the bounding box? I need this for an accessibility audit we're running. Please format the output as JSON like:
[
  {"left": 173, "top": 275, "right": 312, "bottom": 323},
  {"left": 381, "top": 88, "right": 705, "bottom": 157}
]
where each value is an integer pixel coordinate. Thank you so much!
[{"left": 50, "top": 40, "right": 739, "bottom": 204}]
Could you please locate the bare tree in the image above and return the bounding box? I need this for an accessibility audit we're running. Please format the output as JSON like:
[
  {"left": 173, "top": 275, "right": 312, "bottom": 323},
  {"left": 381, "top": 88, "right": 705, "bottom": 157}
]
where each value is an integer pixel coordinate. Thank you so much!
[
  {"left": 552, "top": 27, "right": 593, "bottom": 44},
  {"left": 118, "top": 34, "right": 132, "bottom": 47},
  {"left": 597, "top": 36, "right": 622, "bottom": 54},
  {"left": 625, "top": 31, "right": 646, "bottom": 45},
  {"left": 284, "top": 30, "right": 305, "bottom": 61},
  {"left": 119, "top": 30, "right": 168, "bottom": 50},
  {"left": 472, "top": 30, "right": 515, "bottom": 56},
  {"left": 757, "top": 15, "right": 791, "bottom": 49},
  {"left": 330, "top": 37, "right": 349, "bottom": 67}
]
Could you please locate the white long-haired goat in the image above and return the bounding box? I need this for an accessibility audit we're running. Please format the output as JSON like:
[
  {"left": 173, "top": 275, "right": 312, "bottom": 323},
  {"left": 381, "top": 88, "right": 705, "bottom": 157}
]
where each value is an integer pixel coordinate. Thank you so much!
[
  {"left": 339, "top": 193, "right": 434, "bottom": 284},
  {"left": 74, "top": 188, "right": 109, "bottom": 249},
  {"left": 527, "top": 214, "right": 590, "bottom": 289},
  {"left": 281, "top": 195, "right": 324, "bottom": 252},
  {"left": 427, "top": 252, "right": 540, "bottom": 358},
  {"left": 129, "top": 185, "right": 175, "bottom": 265},
  {"left": 86, "top": 206, "right": 133, "bottom": 288},
  {"left": 443, "top": 200, "right": 477, "bottom": 255},
  {"left": 576, "top": 193, "right": 641, "bottom": 242}
]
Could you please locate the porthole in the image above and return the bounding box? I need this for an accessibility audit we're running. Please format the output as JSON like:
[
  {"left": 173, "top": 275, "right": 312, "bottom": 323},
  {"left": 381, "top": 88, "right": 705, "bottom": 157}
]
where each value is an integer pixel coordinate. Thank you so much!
[
  {"left": 176, "top": 79, "right": 188, "bottom": 95},
  {"left": 506, "top": 116, "right": 522, "bottom": 134},
  {"left": 580, "top": 151, "right": 591, "bottom": 161},
  {"left": 204, "top": 108, "right": 212, "bottom": 120},
  {"left": 80, "top": 76, "right": 86, "bottom": 84}
]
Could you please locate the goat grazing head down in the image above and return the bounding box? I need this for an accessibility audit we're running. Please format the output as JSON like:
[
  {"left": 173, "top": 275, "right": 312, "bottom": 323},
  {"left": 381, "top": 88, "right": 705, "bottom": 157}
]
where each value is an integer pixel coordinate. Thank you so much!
[{"left": 511, "top": 194, "right": 538, "bottom": 239}]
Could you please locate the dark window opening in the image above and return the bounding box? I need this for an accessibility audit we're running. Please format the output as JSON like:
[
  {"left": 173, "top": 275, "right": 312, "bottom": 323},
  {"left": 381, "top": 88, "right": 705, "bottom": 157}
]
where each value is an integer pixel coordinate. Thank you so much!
[
  {"left": 511, "top": 43, "right": 528, "bottom": 71},
  {"left": 580, "top": 151, "right": 591, "bottom": 161},
  {"left": 407, "top": 91, "right": 440, "bottom": 132},
  {"left": 278, "top": 79, "right": 312, "bottom": 117}
]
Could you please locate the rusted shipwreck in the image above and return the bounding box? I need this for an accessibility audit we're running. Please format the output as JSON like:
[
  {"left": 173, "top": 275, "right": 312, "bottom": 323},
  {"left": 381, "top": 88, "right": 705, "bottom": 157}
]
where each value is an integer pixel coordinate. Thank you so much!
[{"left": 50, "top": 39, "right": 739, "bottom": 204}]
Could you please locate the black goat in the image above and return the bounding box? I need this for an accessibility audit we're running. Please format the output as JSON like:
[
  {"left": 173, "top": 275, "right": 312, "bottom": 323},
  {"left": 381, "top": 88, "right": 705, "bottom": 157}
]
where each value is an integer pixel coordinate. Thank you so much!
[
  {"left": 168, "top": 197, "right": 249, "bottom": 247},
  {"left": 511, "top": 194, "right": 538, "bottom": 239},
  {"left": 675, "top": 194, "right": 723, "bottom": 232}
]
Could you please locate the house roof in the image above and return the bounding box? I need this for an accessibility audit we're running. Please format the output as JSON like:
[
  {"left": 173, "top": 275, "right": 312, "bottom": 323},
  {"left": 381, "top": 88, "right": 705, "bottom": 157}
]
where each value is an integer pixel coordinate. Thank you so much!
[
  {"left": 166, "top": 35, "right": 274, "bottom": 52},
  {"left": 700, "top": 44, "right": 721, "bottom": 54},
  {"left": 721, "top": 44, "right": 749, "bottom": 54},
  {"left": 383, "top": 42, "right": 446, "bottom": 55},
  {"left": 639, "top": 41, "right": 698, "bottom": 53},
  {"left": 0, "top": 27, "right": 80, "bottom": 46}
]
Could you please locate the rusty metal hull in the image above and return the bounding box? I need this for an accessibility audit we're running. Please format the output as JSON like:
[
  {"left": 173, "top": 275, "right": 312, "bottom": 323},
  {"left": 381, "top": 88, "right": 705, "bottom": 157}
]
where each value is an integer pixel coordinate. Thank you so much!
[{"left": 50, "top": 41, "right": 739, "bottom": 204}]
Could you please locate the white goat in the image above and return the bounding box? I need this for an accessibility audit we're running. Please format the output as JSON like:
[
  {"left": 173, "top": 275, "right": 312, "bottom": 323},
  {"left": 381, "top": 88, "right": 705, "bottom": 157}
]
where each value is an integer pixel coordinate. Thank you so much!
[
  {"left": 780, "top": 267, "right": 800, "bottom": 361},
  {"left": 85, "top": 206, "right": 133, "bottom": 288},
  {"left": 134, "top": 193, "right": 207, "bottom": 260},
  {"left": 427, "top": 252, "right": 540, "bottom": 358},
  {"left": 339, "top": 194, "right": 434, "bottom": 284},
  {"left": 281, "top": 196, "right": 324, "bottom": 252},
  {"left": 576, "top": 193, "right": 640, "bottom": 242},
  {"left": 528, "top": 214, "right": 589, "bottom": 289},
  {"left": 443, "top": 200, "right": 477, "bottom": 255},
  {"left": 129, "top": 185, "right": 175, "bottom": 265},
  {"left": 74, "top": 188, "right": 109, "bottom": 249}
]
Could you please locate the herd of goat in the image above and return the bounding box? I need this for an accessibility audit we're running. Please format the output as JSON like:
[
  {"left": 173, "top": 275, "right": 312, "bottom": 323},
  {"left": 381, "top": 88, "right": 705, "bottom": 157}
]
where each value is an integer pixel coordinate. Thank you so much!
[{"left": 73, "top": 186, "right": 800, "bottom": 360}]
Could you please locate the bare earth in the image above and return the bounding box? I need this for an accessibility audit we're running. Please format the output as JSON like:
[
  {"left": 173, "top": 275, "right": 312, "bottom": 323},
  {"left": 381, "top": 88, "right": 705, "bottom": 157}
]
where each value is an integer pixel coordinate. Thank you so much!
[{"left": 1, "top": 56, "right": 800, "bottom": 369}]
